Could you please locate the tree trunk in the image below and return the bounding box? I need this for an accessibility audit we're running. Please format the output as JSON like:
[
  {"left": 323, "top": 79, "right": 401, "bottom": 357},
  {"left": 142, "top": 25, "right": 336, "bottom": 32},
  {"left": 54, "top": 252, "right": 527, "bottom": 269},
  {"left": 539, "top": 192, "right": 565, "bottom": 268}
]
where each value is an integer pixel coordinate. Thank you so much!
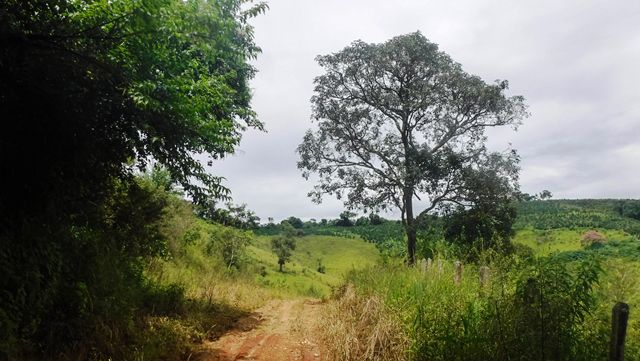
[
  {"left": 279, "top": 260, "right": 283, "bottom": 272},
  {"left": 404, "top": 189, "right": 417, "bottom": 266}
]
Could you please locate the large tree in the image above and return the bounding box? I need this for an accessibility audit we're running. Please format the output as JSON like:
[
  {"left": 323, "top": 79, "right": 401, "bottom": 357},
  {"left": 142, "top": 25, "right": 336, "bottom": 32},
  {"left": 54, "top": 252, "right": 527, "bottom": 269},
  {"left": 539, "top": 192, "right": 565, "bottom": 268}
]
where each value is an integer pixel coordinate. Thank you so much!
[{"left": 297, "top": 32, "right": 527, "bottom": 264}]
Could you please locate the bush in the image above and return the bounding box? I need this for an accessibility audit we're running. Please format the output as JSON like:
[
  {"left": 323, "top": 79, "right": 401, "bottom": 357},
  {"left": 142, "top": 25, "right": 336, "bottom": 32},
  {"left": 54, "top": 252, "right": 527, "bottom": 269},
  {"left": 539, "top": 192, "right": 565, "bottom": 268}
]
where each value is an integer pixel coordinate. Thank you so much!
[
  {"left": 581, "top": 230, "right": 607, "bottom": 247},
  {"left": 0, "top": 178, "right": 170, "bottom": 359},
  {"left": 317, "top": 259, "right": 326, "bottom": 274},
  {"left": 206, "top": 226, "right": 252, "bottom": 269}
]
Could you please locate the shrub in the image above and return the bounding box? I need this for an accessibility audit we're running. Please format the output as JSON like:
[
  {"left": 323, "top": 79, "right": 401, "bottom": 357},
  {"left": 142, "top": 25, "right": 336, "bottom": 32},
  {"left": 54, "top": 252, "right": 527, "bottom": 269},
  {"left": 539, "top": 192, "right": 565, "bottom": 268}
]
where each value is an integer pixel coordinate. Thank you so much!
[
  {"left": 581, "top": 230, "right": 607, "bottom": 247},
  {"left": 271, "top": 223, "right": 298, "bottom": 272},
  {"left": 317, "top": 258, "right": 326, "bottom": 274}
]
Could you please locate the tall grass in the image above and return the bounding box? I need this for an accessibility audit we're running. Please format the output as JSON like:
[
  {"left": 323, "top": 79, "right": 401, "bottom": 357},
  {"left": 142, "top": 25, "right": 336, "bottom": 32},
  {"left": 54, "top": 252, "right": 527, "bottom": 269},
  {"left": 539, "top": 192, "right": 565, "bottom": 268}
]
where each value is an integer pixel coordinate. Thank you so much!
[
  {"left": 322, "top": 254, "right": 639, "bottom": 361},
  {"left": 133, "top": 218, "right": 281, "bottom": 360},
  {"left": 319, "top": 284, "right": 409, "bottom": 361}
]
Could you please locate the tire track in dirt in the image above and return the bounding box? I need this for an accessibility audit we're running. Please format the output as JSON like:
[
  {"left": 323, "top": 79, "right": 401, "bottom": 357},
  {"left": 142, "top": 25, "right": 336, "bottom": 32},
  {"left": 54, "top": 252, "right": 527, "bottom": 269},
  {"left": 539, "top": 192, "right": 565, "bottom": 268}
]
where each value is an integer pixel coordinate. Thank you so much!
[{"left": 190, "top": 299, "right": 324, "bottom": 361}]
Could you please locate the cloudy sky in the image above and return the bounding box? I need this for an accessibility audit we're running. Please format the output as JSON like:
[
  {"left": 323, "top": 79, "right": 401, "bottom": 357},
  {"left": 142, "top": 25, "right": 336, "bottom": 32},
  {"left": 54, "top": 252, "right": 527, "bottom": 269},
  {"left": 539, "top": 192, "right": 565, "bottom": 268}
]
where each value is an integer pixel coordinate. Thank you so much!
[{"left": 210, "top": 0, "right": 640, "bottom": 221}]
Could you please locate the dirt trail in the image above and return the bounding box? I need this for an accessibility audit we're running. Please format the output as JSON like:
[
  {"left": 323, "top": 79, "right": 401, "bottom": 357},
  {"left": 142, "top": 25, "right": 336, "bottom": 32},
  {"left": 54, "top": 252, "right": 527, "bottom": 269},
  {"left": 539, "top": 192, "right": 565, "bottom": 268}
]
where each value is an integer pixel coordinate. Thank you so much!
[{"left": 190, "top": 299, "right": 325, "bottom": 361}]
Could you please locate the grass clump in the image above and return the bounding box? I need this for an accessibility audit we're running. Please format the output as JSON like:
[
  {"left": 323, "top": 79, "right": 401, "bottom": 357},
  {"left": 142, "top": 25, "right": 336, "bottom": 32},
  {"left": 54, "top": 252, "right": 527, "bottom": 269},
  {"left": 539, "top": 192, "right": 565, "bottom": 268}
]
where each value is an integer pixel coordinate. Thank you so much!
[
  {"left": 249, "top": 234, "right": 380, "bottom": 298},
  {"left": 320, "top": 284, "right": 409, "bottom": 361}
]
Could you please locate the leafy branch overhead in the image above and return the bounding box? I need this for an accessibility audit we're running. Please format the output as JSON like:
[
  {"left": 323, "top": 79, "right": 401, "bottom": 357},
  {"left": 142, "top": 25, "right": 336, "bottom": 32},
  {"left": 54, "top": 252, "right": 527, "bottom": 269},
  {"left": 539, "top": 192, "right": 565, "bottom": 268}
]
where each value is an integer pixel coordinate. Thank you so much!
[
  {"left": 1, "top": 0, "right": 268, "bottom": 208},
  {"left": 0, "top": 1, "right": 266, "bottom": 357},
  {"left": 298, "top": 32, "right": 528, "bottom": 264}
]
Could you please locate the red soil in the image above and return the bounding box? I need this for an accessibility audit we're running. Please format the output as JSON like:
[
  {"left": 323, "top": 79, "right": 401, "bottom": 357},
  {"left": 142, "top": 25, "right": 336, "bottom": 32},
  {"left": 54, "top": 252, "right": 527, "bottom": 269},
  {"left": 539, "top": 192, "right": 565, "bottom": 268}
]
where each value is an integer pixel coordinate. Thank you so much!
[{"left": 190, "top": 299, "right": 325, "bottom": 361}]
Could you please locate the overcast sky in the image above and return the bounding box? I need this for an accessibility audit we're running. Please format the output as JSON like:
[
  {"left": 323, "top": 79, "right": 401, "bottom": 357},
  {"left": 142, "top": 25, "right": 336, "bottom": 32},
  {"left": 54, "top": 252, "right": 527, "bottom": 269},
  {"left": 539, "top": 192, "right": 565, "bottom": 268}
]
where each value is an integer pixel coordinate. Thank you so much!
[{"left": 209, "top": 0, "right": 640, "bottom": 221}]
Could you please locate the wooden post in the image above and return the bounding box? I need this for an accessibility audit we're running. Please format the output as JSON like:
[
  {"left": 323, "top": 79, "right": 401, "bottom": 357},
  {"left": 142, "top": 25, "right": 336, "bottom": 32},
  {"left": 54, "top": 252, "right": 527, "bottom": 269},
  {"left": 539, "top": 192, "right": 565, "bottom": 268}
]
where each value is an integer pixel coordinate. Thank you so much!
[
  {"left": 427, "top": 257, "right": 432, "bottom": 270},
  {"left": 437, "top": 259, "right": 443, "bottom": 275},
  {"left": 454, "top": 261, "right": 463, "bottom": 285},
  {"left": 610, "top": 302, "right": 629, "bottom": 361},
  {"left": 419, "top": 258, "right": 427, "bottom": 274},
  {"left": 479, "top": 266, "right": 490, "bottom": 288}
]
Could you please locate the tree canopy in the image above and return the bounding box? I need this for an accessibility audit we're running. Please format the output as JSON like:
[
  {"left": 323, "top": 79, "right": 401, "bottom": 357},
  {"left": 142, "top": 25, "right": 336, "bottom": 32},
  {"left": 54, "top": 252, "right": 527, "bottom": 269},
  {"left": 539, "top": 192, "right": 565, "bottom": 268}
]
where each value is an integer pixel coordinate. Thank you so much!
[
  {"left": 298, "top": 32, "right": 527, "bottom": 264},
  {"left": 442, "top": 153, "right": 520, "bottom": 259},
  {"left": 0, "top": 0, "right": 266, "bottom": 222}
]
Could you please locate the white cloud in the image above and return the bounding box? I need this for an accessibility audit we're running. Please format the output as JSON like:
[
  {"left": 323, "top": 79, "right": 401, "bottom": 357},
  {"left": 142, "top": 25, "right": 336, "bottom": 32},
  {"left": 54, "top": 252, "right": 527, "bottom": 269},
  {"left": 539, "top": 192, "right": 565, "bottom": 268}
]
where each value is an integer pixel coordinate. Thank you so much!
[{"left": 212, "top": 0, "right": 640, "bottom": 220}]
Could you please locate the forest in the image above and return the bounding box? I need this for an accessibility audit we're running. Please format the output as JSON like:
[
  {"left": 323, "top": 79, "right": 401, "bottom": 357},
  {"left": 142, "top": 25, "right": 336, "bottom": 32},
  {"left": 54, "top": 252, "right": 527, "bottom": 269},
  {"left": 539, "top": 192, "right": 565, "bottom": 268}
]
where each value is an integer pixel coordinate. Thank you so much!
[{"left": 1, "top": 1, "right": 638, "bottom": 361}]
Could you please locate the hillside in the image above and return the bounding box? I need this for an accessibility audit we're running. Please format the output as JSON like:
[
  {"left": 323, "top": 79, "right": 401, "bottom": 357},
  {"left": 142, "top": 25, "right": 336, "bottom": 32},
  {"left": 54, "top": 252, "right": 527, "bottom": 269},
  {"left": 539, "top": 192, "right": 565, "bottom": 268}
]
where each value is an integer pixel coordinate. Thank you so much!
[
  {"left": 515, "top": 199, "right": 640, "bottom": 235},
  {"left": 513, "top": 199, "right": 640, "bottom": 261},
  {"left": 273, "top": 199, "right": 640, "bottom": 255},
  {"left": 249, "top": 234, "right": 380, "bottom": 297}
]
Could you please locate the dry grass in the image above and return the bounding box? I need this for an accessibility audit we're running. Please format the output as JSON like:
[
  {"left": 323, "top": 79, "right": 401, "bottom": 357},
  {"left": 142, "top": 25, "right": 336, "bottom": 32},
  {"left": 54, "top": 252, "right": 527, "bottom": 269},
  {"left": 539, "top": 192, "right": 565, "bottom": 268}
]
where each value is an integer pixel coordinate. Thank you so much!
[
  {"left": 319, "top": 284, "right": 409, "bottom": 361},
  {"left": 186, "top": 275, "right": 276, "bottom": 310}
]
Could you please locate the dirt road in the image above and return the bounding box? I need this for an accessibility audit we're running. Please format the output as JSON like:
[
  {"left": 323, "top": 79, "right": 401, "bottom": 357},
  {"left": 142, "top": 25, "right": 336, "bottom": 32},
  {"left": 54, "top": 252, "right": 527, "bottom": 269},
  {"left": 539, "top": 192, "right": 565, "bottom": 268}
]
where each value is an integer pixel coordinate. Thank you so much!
[{"left": 190, "top": 299, "right": 325, "bottom": 361}]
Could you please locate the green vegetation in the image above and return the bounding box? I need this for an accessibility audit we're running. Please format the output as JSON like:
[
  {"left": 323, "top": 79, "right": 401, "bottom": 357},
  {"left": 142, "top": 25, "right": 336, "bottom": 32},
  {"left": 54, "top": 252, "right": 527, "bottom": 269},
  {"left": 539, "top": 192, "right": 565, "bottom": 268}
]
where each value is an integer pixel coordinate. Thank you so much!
[
  {"left": 513, "top": 228, "right": 631, "bottom": 256},
  {"left": 252, "top": 234, "right": 380, "bottom": 297},
  {"left": 271, "top": 223, "right": 298, "bottom": 272},
  {"left": 1, "top": 0, "right": 638, "bottom": 359},
  {"left": 0, "top": 0, "right": 266, "bottom": 358},
  {"left": 513, "top": 199, "right": 640, "bottom": 272},
  {"left": 515, "top": 199, "right": 640, "bottom": 235},
  {"left": 323, "top": 255, "right": 640, "bottom": 361},
  {"left": 268, "top": 200, "right": 640, "bottom": 263},
  {"left": 317, "top": 199, "right": 640, "bottom": 360}
]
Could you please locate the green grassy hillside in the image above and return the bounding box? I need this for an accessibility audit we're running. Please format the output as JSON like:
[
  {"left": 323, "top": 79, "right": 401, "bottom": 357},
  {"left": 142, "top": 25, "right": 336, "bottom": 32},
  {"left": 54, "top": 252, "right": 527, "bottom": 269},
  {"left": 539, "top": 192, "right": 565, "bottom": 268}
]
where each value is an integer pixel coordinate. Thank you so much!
[
  {"left": 513, "top": 200, "right": 640, "bottom": 262},
  {"left": 515, "top": 199, "right": 640, "bottom": 235},
  {"left": 513, "top": 228, "right": 633, "bottom": 255},
  {"left": 249, "top": 234, "right": 380, "bottom": 297}
]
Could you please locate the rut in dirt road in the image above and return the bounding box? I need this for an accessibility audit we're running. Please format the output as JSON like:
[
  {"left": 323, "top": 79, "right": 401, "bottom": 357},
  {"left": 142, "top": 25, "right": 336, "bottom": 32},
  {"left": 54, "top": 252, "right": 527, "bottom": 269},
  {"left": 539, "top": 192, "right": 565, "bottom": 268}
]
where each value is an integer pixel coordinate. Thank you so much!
[{"left": 190, "top": 299, "right": 325, "bottom": 361}]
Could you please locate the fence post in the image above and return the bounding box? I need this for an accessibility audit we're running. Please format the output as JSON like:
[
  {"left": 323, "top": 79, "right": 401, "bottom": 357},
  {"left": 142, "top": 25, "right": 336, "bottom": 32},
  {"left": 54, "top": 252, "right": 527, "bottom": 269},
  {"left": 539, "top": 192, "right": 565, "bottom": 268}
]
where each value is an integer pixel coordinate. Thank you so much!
[
  {"left": 479, "top": 266, "right": 490, "bottom": 288},
  {"left": 454, "top": 261, "right": 463, "bottom": 285},
  {"left": 610, "top": 302, "right": 629, "bottom": 361},
  {"left": 419, "top": 258, "right": 427, "bottom": 274}
]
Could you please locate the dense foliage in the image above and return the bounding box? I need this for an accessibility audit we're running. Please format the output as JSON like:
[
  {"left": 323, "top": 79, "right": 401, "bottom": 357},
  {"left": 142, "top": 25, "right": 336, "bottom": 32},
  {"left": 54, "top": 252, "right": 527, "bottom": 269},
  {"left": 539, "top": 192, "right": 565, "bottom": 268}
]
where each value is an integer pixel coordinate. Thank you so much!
[
  {"left": 325, "top": 254, "right": 639, "bottom": 361},
  {"left": 0, "top": 0, "right": 264, "bottom": 358},
  {"left": 441, "top": 156, "right": 520, "bottom": 259},
  {"left": 199, "top": 202, "right": 261, "bottom": 229}
]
